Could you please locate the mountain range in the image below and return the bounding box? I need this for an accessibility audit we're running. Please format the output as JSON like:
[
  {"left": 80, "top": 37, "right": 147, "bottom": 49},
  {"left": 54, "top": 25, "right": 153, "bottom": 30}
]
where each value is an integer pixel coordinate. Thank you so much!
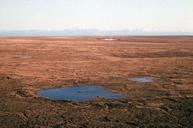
[{"left": 0, "top": 29, "right": 192, "bottom": 36}]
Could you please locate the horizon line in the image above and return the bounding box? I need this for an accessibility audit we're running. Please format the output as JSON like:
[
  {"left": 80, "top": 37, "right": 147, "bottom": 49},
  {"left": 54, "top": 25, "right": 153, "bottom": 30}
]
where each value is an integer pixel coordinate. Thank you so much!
[{"left": 0, "top": 29, "right": 192, "bottom": 36}]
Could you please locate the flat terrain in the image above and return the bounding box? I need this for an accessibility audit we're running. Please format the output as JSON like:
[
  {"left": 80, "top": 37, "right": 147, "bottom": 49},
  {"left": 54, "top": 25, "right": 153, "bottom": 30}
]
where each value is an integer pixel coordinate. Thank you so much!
[{"left": 0, "top": 36, "right": 193, "bottom": 128}]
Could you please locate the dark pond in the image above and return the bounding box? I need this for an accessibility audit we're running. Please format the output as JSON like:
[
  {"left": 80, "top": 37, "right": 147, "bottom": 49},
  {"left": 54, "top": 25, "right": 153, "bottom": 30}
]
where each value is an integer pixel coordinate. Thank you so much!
[
  {"left": 128, "top": 77, "right": 154, "bottom": 83},
  {"left": 37, "top": 85, "right": 124, "bottom": 102}
]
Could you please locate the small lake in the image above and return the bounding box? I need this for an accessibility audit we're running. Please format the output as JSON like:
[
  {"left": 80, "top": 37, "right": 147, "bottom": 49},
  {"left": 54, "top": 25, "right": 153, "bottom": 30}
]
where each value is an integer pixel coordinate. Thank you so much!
[
  {"left": 37, "top": 85, "right": 124, "bottom": 102},
  {"left": 128, "top": 77, "right": 154, "bottom": 83},
  {"left": 102, "top": 38, "right": 116, "bottom": 41}
]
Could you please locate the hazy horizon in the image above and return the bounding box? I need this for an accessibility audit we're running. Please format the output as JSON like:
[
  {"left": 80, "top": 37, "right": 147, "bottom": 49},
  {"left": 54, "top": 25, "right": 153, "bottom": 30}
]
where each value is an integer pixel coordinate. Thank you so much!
[
  {"left": 0, "top": 29, "right": 193, "bottom": 36},
  {"left": 0, "top": 0, "right": 193, "bottom": 33}
]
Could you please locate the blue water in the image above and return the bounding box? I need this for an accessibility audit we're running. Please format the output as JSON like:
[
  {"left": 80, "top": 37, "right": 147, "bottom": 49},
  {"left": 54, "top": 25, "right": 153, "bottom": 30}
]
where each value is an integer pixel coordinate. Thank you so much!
[
  {"left": 37, "top": 85, "right": 124, "bottom": 102},
  {"left": 128, "top": 77, "right": 154, "bottom": 83}
]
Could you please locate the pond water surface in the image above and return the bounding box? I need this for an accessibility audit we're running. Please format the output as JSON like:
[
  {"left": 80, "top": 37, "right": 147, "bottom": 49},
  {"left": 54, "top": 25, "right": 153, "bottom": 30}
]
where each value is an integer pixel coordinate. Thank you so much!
[
  {"left": 37, "top": 85, "right": 124, "bottom": 102},
  {"left": 102, "top": 38, "right": 116, "bottom": 41},
  {"left": 128, "top": 77, "right": 154, "bottom": 83}
]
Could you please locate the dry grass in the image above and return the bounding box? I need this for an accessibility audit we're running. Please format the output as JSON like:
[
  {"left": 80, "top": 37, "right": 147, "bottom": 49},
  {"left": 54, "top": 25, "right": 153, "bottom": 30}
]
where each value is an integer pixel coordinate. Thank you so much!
[{"left": 0, "top": 36, "right": 193, "bottom": 127}]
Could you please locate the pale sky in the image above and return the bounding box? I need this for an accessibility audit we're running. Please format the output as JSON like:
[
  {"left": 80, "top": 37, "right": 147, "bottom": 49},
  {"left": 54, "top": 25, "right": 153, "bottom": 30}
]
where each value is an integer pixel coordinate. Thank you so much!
[{"left": 0, "top": 0, "right": 193, "bottom": 32}]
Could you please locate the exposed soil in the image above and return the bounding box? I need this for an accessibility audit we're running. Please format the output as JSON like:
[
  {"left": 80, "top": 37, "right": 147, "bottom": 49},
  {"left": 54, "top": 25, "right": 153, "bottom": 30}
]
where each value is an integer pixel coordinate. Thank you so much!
[{"left": 0, "top": 36, "right": 193, "bottom": 128}]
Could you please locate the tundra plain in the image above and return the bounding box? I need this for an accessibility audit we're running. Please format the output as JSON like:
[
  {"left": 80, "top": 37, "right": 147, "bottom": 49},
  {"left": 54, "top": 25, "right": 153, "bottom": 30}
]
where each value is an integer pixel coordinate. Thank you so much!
[{"left": 0, "top": 36, "right": 193, "bottom": 128}]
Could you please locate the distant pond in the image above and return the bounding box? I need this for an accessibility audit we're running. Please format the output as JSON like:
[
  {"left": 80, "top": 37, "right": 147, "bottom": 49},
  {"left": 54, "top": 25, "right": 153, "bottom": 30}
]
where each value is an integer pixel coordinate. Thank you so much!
[{"left": 128, "top": 77, "right": 154, "bottom": 83}]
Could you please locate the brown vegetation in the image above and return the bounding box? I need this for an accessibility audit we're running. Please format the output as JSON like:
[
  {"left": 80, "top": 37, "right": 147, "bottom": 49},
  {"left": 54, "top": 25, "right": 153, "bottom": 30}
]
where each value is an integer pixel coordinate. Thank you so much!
[{"left": 0, "top": 36, "right": 193, "bottom": 128}]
